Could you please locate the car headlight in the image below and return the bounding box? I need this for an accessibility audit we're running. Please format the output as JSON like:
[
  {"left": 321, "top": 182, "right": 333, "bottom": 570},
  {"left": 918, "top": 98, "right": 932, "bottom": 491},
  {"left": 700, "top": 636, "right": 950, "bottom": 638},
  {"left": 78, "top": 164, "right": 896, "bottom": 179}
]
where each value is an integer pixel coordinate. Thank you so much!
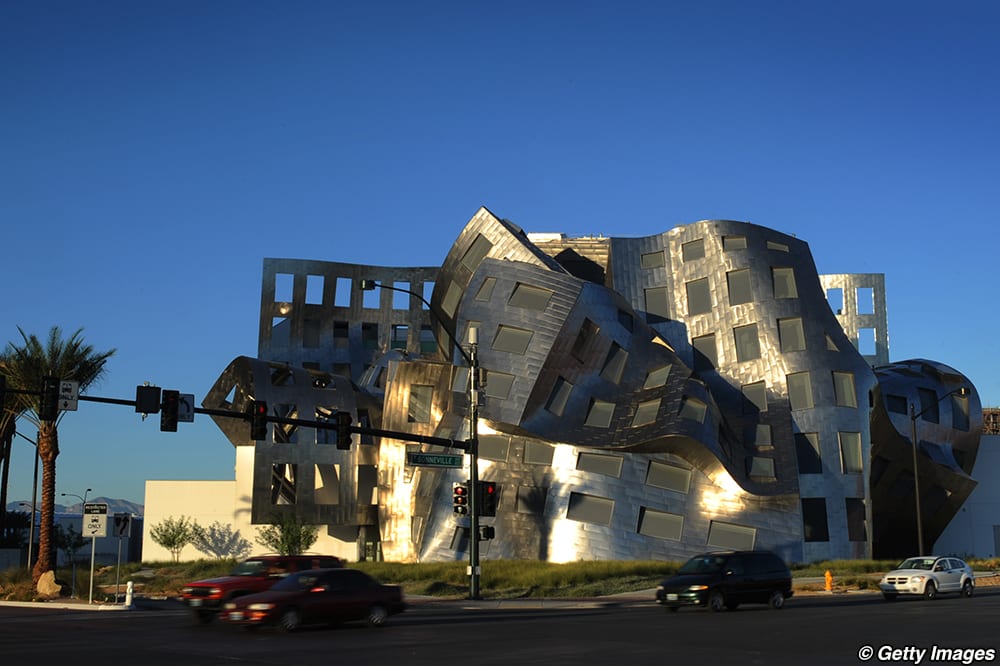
[
  {"left": 181, "top": 587, "right": 193, "bottom": 595},
  {"left": 656, "top": 585, "right": 664, "bottom": 592},
  {"left": 687, "top": 585, "right": 709, "bottom": 591},
  {"left": 911, "top": 576, "right": 925, "bottom": 584},
  {"left": 209, "top": 587, "right": 223, "bottom": 596},
  {"left": 248, "top": 603, "right": 275, "bottom": 611},
  {"left": 223, "top": 602, "right": 236, "bottom": 610}
]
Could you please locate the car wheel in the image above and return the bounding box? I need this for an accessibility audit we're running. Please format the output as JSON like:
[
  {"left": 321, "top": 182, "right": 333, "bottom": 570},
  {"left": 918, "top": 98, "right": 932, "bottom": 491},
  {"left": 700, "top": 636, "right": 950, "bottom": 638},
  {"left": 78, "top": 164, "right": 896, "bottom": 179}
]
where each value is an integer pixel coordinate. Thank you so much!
[
  {"left": 882, "top": 593, "right": 897, "bottom": 601},
  {"left": 367, "top": 604, "right": 389, "bottom": 627},
  {"left": 923, "top": 581, "right": 937, "bottom": 600},
  {"left": 768, "top": 590, "right": 785, "bottom": 610},
  {"left": 708, "top": 591, "right": 726, "bottom": 613},
  {"left": 962, "top": 580, "right": 974, "bottom": 598},
  {"left": 280, "top": 608, "right": 302, "bottom": 632}
]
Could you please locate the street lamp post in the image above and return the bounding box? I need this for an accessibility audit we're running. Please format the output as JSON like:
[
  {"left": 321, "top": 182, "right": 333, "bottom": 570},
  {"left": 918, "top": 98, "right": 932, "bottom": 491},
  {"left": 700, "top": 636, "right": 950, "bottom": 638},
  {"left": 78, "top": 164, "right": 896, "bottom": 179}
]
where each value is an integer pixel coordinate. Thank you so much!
[
  {"left": 17, "top": 502, "right": 39, "bottom": 572},
  {"left": 909, "top": 387, "right": 968, "bottom": 556},
  {"left": 14, "top": 430, "right": 40, "bottom": 572},
  {"left": 361, "top": 279, "right": 482, "bottom": 599}
]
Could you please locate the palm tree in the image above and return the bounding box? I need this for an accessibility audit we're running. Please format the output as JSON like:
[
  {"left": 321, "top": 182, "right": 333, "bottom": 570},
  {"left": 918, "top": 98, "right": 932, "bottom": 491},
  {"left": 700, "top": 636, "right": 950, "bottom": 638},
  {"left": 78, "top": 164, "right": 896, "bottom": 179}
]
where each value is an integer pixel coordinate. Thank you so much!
[{"left": 0, "top": 327, "right": 115, "bottom": 583}]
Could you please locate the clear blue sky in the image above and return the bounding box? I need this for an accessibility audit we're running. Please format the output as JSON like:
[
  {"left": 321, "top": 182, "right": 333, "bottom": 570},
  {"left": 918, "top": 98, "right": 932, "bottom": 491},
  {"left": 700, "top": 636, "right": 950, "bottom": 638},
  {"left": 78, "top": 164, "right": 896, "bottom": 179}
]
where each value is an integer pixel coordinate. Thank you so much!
[{"left": 2, "top": 1, "right": 998, "bottom": 506}]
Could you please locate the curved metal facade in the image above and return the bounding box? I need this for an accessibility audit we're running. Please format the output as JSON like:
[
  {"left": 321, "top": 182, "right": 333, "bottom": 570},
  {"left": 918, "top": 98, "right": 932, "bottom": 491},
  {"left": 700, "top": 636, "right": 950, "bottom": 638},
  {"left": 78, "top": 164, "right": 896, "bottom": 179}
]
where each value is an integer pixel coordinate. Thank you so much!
[{"left": 205, "top": 207, "right": 983, "bottom": 563}]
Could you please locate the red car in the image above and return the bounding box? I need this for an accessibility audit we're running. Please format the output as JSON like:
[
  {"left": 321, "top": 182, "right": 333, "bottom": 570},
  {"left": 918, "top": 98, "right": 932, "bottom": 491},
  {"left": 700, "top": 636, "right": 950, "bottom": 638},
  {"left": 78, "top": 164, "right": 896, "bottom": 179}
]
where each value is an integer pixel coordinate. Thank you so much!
[
  {"left": 180, "top": 554, "right": 343, "bottom": 623},
  {"left": 220, "top": 568, "right": 406, "bottom": 631}
]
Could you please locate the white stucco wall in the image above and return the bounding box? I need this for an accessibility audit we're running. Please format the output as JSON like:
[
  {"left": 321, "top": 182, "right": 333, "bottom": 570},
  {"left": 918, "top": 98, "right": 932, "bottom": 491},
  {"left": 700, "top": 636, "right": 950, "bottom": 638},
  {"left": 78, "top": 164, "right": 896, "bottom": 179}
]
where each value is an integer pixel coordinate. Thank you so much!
[{"left": 935, "top": 434, "right": 1000, "bottom": 558}]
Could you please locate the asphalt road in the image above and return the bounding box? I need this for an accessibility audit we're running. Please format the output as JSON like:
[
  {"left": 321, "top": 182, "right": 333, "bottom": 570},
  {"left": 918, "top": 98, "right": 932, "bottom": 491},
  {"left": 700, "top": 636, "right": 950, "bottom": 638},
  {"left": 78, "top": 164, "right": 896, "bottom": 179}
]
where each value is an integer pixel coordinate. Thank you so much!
[{"left": 1, "top": 590, "right": 998, "bottom": 666}]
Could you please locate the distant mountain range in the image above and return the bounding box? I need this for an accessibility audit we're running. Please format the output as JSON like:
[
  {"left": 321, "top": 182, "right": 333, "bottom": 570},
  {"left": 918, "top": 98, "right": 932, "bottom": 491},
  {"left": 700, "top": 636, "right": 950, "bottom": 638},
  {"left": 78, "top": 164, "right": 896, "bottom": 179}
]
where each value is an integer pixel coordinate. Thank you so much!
[{"left": 5, "top": 497, "right": 144, "bottom": 516}]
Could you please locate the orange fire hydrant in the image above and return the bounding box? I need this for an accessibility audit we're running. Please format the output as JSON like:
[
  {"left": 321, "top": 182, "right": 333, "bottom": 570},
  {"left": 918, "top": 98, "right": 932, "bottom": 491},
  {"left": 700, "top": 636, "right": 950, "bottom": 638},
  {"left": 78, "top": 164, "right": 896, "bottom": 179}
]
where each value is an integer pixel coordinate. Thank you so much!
[{"left": 824, "top": 570, "right": 833, "bottom": 592}]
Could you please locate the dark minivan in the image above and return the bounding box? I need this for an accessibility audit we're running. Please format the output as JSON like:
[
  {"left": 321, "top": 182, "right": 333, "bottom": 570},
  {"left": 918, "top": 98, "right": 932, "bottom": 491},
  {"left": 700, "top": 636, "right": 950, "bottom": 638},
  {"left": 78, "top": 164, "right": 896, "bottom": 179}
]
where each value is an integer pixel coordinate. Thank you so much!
[{"left": 655, "top": 550, "right": 793, "bottom": 612}]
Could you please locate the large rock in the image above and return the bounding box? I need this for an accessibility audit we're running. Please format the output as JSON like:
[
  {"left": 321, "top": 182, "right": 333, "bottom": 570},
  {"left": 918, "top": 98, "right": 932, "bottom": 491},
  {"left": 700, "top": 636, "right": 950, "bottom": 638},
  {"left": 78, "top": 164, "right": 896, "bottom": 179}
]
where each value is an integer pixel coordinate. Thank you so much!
[{"left": 36, "top": 570, "right": 62, "bottom": 599}]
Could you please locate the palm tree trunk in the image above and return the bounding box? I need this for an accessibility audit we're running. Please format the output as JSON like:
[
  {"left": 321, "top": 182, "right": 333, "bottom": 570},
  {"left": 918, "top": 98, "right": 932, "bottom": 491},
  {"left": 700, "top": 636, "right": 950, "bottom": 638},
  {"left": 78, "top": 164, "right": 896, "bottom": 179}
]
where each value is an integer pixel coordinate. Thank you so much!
[{"left": 32, "top": 423, "right": 58, "bottom": 583}]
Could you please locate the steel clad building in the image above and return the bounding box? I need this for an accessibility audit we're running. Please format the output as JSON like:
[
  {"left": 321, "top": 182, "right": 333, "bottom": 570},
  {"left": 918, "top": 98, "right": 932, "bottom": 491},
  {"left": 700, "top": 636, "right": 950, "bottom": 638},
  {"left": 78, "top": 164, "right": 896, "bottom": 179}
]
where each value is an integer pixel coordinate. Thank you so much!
[{"left": 203, "top": 207, "right": 982, "bottom": 563}]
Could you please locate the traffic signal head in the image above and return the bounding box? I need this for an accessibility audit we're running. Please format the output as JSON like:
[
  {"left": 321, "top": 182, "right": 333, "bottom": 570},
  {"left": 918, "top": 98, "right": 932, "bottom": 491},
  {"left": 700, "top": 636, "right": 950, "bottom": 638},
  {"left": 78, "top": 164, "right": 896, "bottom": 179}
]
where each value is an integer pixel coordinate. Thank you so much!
[
  {"left": 452, "top": 482, "right": 469, "bottom": 515},
  {"left": 160, "top": 390, "right": 179, "bottom": 432},
  {"left": 334, "top": 411, "right": 353, "bottom": 450},
  {"left": 135, "top": 385, "right": 162, "bottom": 415},
  {"left": 478, "top": 480, "right": 498, "bottom": 517},
  {"left": 248, "top": 400, "right": 268, "bottom": 440},
  {"left": 39, "top": 376, "right": 60, "bottom": 421}
]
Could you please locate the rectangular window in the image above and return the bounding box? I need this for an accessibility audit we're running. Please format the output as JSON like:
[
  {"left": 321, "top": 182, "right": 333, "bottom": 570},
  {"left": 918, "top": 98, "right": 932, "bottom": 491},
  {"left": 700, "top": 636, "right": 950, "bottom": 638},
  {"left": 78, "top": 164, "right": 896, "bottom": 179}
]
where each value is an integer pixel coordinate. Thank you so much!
[
  {"left": 749, "top": 456, "right": 775, "bottom": 478},
  {"left": 419, "top": 325, "right": 436, "bottom": 354},
  {"left": 576, "top": 452, "right": 623, "bottom": 478},
  {"left": 441, "top": 281, "right": 462, "bottom": 317},
  {"left": 390, "top": 324, "right": 409, "bottom": 350},
  {"left": 484, "top": 370, "right": 514, "bottom": 399},
  {"left": 632, "top": 399, "right": 661, "bottom": 427},
  {"left": 778, "top": 317, "right": 806, "bottom": 352},
  {"left": 275, "top": 273, "right": 294, "bottom": 302},
  {"left": 858, "top": 327, "right": 876, "bottom": 355},
  {"left": 478, "top": 435, "right": 511, "bottom": 461},
  {"left": 644, "top": 365, "right": 671, "bottom": 389},
  {"left": 508, "top": 283, "right": 553, "bottom": 310},
  {"left": 334, "top": 277, "right": 352, "bottom": 308},
  {"left": 772, "top": 267, "right": 798, "bottom": 299},
  {"left": 801, "top": 498, "right": 830, "bottom": 542},
  {"left": 952, "top": 393, "right": 970, "bottom": 431},
  {"left": 571, "top": 319, "right": 599, "bottom": 362},
  {"left": 857, "top": 287, "right": 875, "bottom": 315},
  {"left": 644, "top": 287, "right": 671, "bottom": 321},
  {"left": 305, "top": 275, "right": 324, "bottom": 305},
  {"left": 682, "top": 238, "right": 705, "bottom": 261},
  {"left": 641, "top": 251, "right": 665, "bottom": 268},
  {"left": 679, "top": 396, "right": 707, "bottom": 423},
  {"left": 833, "top": 371, "right": 858, "bottom": 408},
  {"left": 787, "top": 372, "right": 813, "bottom": 410},
  {"left": 827, "top": 287, "right": 844, "bottom": 315},
  {"left": 516, "top": 486, "right": 547, "bottom": 515},
  {"left": 727, "top": 268, "right": 752, "bottom": 305},
  {"left": 767, "top": 240, "right": 789, "bottom": 252},
  {"left": 795, "top": 433, "right": 823, "bottom": 474},
  {"left": 524, "top": 441, "right": 554, "bottom": 466},
  {"left": 392, "top": 281, "right": 410, "bottom": 310},
  {"left": 493, "top": 325, "right": 533, "bottom": 354},
  {"left": 362, "top": 284, "right": 380, "bottom": 309},
  {"left": 545, "top": 377, "right": 573, "bottom": 416},
  {"left": 845, "top": 498, "right": 867, "bottom": 542},
  {"left": 754, "top": 424, "right": 772, "bottom": 448},
  {"left": 646, "top": 461, "right": 691, "bottom": 494},
  {"left": 303, "top": 318, "right": 321, "bottom": 349},
  {"left": 407, "top": 385, "right": 434, "bottom": 423},
  {"left": 638, "top": 508, "right": 684, "bottom": 541},
  {"left": 723, "top": 235, "right": 747, "bottom": 251},
  {"left": 839, "top": 431, "right": 863, "bottom": 474},
  {"left": 742, "top": 381, "right": 767, "bottom": 413},
  {"left": 334, "top": 321, "right": 349, "bottom": 349},
  {"left": 918, "top": 388, "right": 940, "bottom": 423},
  {"left": 734, "top": 323, "right": 761, "bottom": 362},
  {"left": 585, "top": 399, "right": 615, "bottom": 428},
  {"left": 886, "top": 394, "right": 908, "bottom": 415},
  {"left": 686, "top": 278, "right": 712, "bottom": 315},
  {"left": 600, "top": 343, "right": 628, "bottom": 384},
  {"left": 692, "top": 334, "right": 717, "bottom": 371},
  {"left": 361, "top": 323, "right": 379, "bottom": 351},
  {"left": 475, "top": 277, "right": 496, "bottom": 302},
  {"left": 461, "top": 234, "right": 493, "bottom": 272},
  {"left": 707, "top": 521, "right": 756, "bottom": 550},
  {"left": 566, "top": 492, "right": 614, "bottom": 526},
  {"left": 421, "top": 281, "right": 434, "bottom": 309}
]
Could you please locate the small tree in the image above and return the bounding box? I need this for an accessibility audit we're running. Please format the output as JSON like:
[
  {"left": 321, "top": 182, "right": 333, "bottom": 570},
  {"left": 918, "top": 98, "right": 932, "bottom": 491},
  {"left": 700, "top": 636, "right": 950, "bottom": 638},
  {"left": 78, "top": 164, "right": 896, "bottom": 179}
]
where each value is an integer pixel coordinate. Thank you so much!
[
  {"left": 255, "top": 512, "right": 318, "bottom": 555},
  {"left": 191, "top": 521, "right": 252, "bottom": 560},
  {"left": 55, "top": 523, "right": 86, "bottom": 565},
  {"left": 149, "top": 516, "right": 196, "bottom": 562}
]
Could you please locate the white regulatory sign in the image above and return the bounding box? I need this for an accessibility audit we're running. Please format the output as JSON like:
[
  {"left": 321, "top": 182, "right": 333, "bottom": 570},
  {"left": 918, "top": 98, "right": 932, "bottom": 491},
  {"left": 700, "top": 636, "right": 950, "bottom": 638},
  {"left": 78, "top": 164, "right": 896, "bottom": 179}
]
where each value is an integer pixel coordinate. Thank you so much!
[
  {"left": 82, "top": 503, "right": 108, "bottom": 538},
  {"left": 59, "top": 380, "right": 79, "bottom": 411}
]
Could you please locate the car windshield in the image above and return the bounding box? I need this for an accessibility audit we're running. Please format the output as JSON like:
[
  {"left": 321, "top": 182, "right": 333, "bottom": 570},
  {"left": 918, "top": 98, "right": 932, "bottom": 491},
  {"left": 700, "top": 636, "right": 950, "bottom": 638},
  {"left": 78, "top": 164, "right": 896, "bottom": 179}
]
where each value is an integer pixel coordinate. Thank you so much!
[
  {"left": 229, "top": 560, "right": 269, "bottom": 576},
  {"left": 897, "top": 557, "right": 936, "bottom": 571},
  {"left": 677, "top": 555, "right": 727, "bottom": 574}
]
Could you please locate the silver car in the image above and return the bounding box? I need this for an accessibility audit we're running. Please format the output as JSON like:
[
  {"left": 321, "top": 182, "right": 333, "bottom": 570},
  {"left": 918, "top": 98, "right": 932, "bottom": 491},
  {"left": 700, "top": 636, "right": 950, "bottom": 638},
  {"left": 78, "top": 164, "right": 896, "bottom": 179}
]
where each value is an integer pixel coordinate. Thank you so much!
[{"left": 879, "top": 556, "right": 974, "bottom": 601}]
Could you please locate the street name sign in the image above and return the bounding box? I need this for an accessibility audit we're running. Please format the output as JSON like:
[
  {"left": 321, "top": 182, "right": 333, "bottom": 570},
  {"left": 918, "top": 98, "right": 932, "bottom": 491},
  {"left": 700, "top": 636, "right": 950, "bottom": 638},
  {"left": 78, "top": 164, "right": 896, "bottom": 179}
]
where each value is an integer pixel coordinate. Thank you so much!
[{"left": 406, "top": 452, "right": 464, "bottom": 468}]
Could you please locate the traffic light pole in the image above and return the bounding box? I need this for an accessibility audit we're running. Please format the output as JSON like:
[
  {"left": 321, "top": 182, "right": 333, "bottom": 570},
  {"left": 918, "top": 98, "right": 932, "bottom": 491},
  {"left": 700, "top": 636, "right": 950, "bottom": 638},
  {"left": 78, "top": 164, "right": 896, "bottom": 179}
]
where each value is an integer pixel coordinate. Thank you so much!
[{"left": 468, "top": 330, "right": 481, "bottom": 600}]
